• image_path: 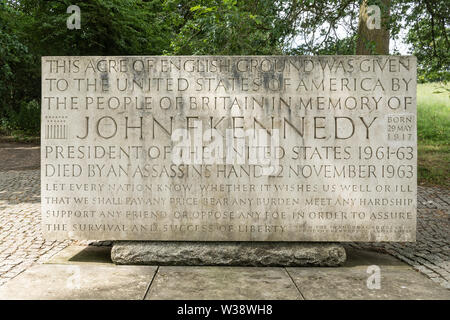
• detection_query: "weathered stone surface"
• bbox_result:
[1,245,448,299]
[41,56,417,241]
[3,166,447,288]
[111,241,346,266]
[0,264,156,300]
[45,245,112,264]
[286,248,450,300]
[146,266,302,300]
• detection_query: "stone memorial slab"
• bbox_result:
[41,56,417,241]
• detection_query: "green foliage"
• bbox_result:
[418,143,449,187]
[391,0,450,82]
[0,0,173,136]
[417,82,450,144]
[0,99,40,136]
[0,2,38,124]
[17,0,171,56]
[416,82,449,187]
[167,0,287,55]
[292,35,357,56]
[8,99,41,135]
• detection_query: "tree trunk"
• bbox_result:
[356,0,390,54]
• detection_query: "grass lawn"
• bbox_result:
[417,82,449,188]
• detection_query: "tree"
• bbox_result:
[16,0,172,56]
[0,1,38,133]
[356,0,390,54]
[165,0,288,55]
[392,0,449,82]
[0,0,174,134]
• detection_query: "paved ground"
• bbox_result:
[0,142,449,297]
[0,245,448,299]
[350,191,450,289]
[0,142,91,287]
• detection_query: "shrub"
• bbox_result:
[8,100,41,136]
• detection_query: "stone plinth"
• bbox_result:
[111,241,346,267]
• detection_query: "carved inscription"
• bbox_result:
[41,56,417,241]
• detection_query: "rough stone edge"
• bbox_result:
[111,241,346,267]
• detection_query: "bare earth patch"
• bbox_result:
[0,141,40,171]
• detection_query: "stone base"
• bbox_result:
[111,242,346,267]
